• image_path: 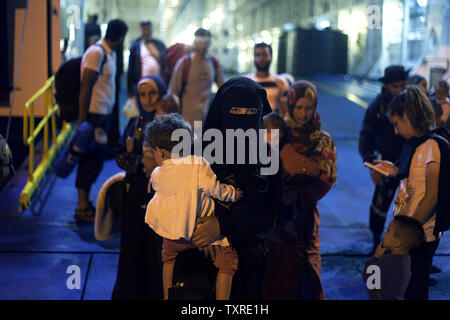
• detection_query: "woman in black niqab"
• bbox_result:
[191,77,282,299]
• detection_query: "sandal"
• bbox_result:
[74,201,96,223]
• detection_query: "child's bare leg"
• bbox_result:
[216,272,233,300]
[163,263,175,300]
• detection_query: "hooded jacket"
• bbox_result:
[128,37,167,97]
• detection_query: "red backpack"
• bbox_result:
[165,43,187,81]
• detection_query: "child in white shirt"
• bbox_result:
[143,114,243,300]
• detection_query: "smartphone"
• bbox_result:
[364,162,392,177]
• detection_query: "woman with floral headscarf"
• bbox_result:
[111,75,167,299]
[263,80,337,300]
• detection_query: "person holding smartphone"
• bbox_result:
[359,65,408,254]
[373,85,450,300]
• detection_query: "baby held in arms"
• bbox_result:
[143,114,243,300]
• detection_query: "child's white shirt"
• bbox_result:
[394,139,441,242]
[145,155,237,246]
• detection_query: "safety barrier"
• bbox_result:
[20,76,72,211]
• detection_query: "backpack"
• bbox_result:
[178,54,220,112]
[164,43,187,81]
[54,44,107,122]
[431,127,450,236]
[181,54,220,90]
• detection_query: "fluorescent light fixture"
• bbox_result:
[282,23,295,31]
[210,8,224,24]
[261,30,272,44]
[202,18,211,29]
[318,20,330,29]
[417,0,427,7]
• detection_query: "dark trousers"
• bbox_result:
[75,113,110,191]
[404,239,440,300]
[75,147,105,191]
[369,178,399,236]
[230,244,265,300]
[112,174,163,300]
[263,206,324,300]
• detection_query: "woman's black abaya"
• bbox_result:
[200,77,283,299]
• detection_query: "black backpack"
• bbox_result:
[55,44,107,122]
[431,127,450,237]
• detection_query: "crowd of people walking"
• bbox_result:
[56,16,450,301]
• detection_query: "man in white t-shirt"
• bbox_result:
[75,19,128,223]
[246,43,289,116]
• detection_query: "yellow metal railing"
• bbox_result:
[20,76,73,211]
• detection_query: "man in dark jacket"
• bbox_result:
[127,20,166,99]
[0,134,14,187]
[430,80,450,129]
[359,65,408,253]
[84,14,101,51]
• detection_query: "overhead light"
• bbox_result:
[100,23,107,38]
[210,8,224,24]
[202,18,211,29]
[417,0,427,7]
[272,27,281,36]
[253,34,262,44]
[282,23,295,31]
[229,0,237,10]
[164,8,173,20]
[352,10,367,28]
[338,11,351,32]
[261,30,272,44]
[318,20,330,29]
[169,0,179,7]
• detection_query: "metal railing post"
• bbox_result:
[19,76,73,211]
[28,102,35,182]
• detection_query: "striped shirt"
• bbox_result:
[246,74,289,111]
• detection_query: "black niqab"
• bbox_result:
[204,77,272,132]
[201,77,272,203]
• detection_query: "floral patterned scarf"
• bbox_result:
[285,81,337,184]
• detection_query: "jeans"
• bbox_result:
[75,113,110,191]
